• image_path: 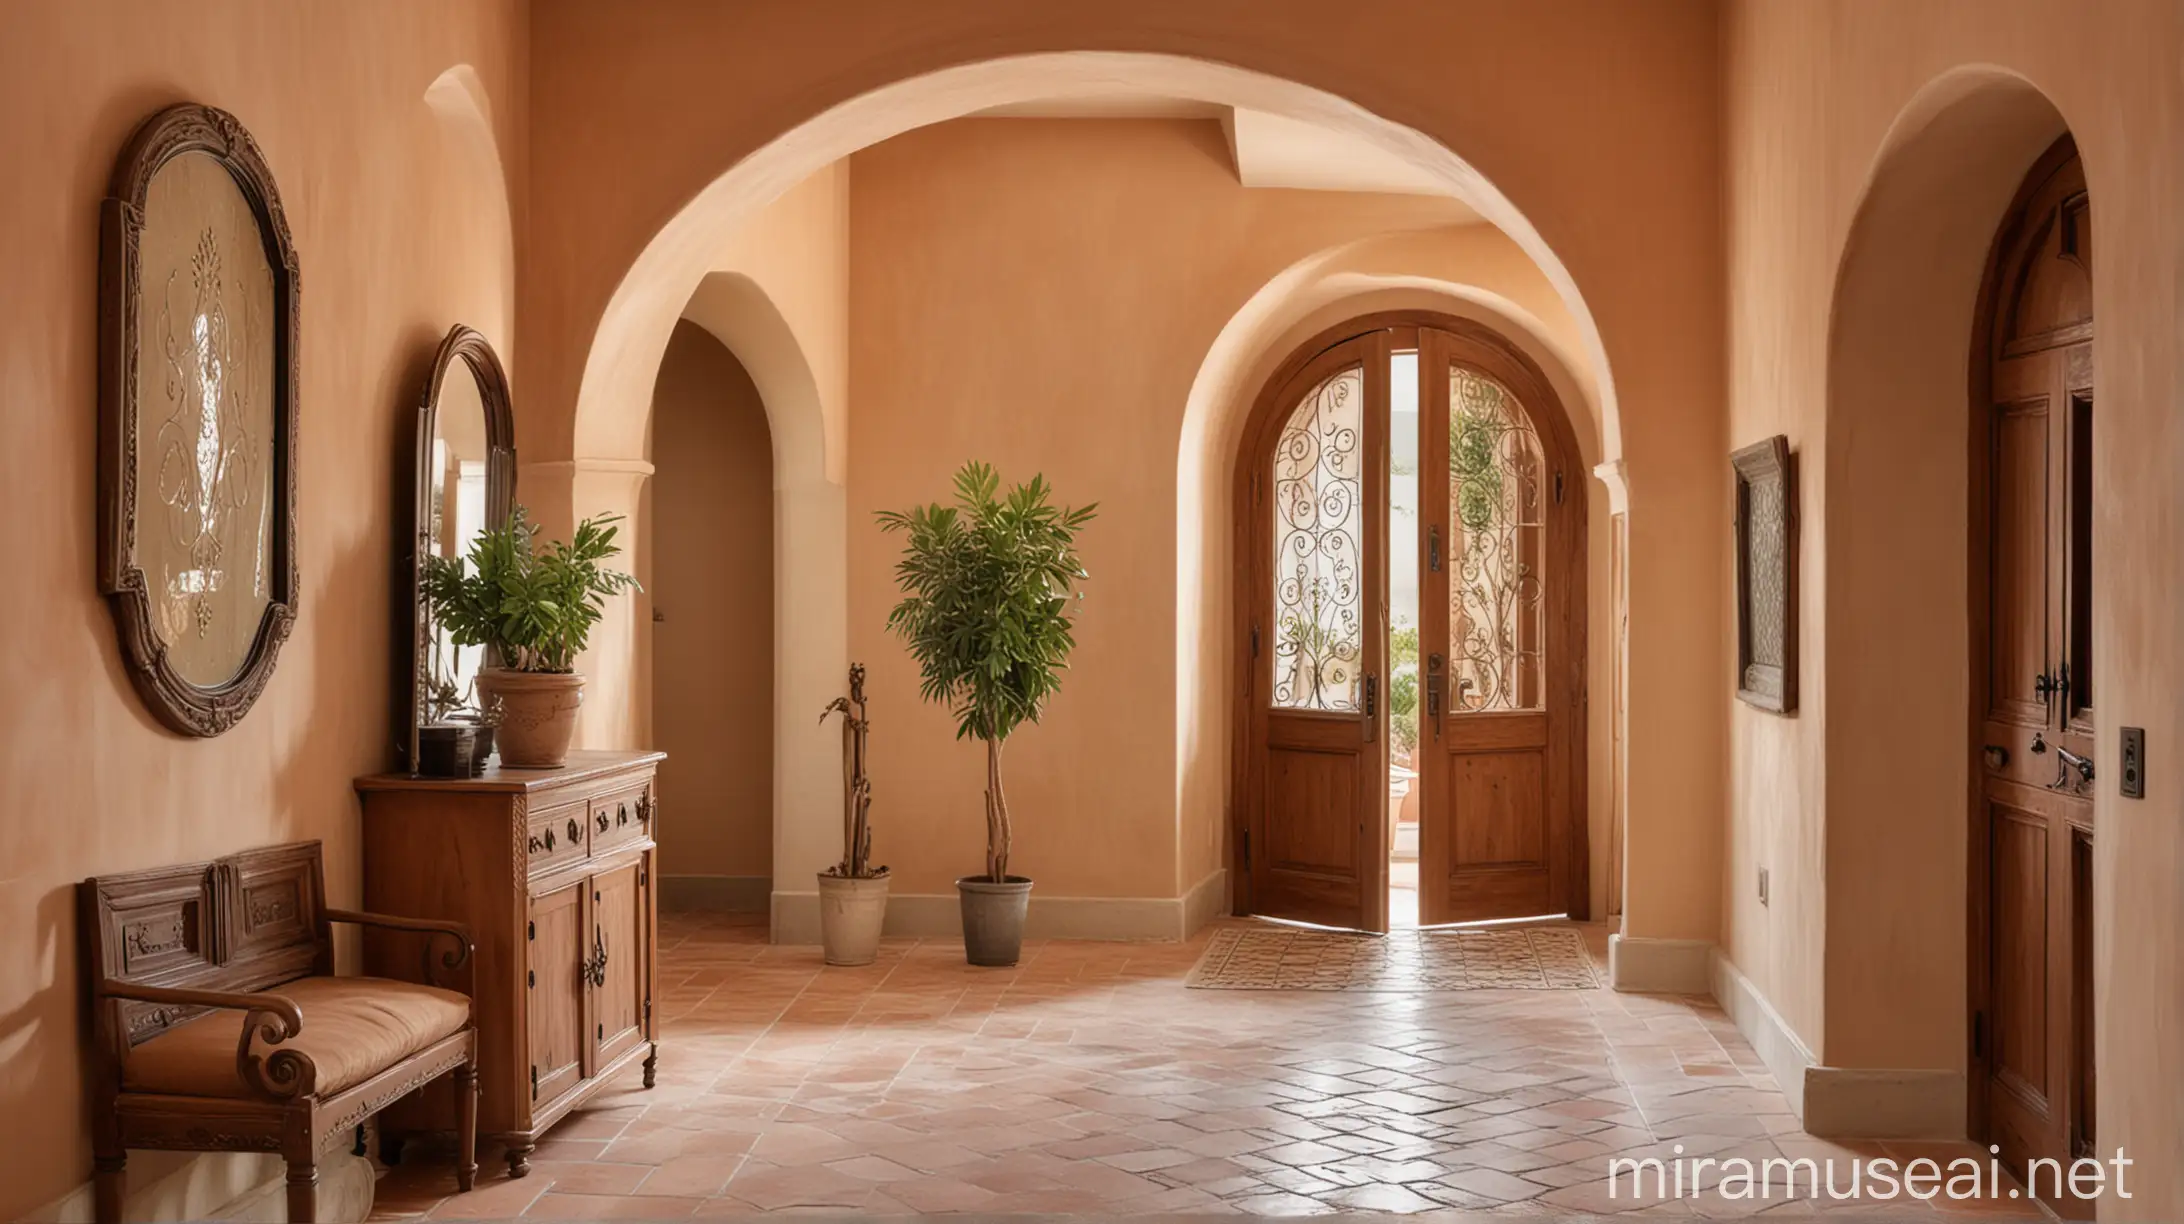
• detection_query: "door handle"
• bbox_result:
[1362,674,1377,740]
[1426,654,1446,740]
[1427,525,1442,574]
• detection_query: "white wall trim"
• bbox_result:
[1710,948,1817,1116]
[1801,1068,1967,1140]
[1181,867,1228,937]
[1607,933,1712,994]
[659,873,771,913]
[773,879,1220,946]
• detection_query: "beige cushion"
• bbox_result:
[123,976,469,1100]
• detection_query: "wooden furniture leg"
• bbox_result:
[92,1152,125,1224]
[285,1156,318,1223]
[507,1144,534,1179]
[456,1059,479,1191]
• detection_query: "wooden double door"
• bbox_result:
[1235,315,1586,932]
[1973,138,2097,1195]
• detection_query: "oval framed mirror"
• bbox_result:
[98,103,300,736]
[405,325,516,770]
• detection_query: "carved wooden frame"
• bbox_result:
[98,103,301,737]
[405,325,518,769]
[1732,434,1797,713]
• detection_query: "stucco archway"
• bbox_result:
[1818,66,2071,1130]
[1177,236,1616,920]
[565,52,1631,935]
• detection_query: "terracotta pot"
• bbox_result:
[957,875,1032,967]
[817,871,890,966]
[477,668,584,768]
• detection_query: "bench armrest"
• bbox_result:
[96,979,318,1101]
[324,908,475,997]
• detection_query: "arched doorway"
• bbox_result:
[649,321,776,916]
[1232,311,1587,932]
[1969,134,2096,1185]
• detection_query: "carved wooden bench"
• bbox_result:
[80,841,478,1223]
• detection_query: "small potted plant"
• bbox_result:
[878,462,1095,967]
[817,663,888,965]
[421,507,640,768]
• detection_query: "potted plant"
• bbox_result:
[878,462,1096,967]
[420,507,641,768]
[817,664,889,965]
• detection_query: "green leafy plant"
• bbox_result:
[877,462,1097,883]
[421,506,641,674]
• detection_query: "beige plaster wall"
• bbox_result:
[0,1,526,1217]
[649,321,774,885]
[527,0,1731,941]
[1722,2,2184,1204]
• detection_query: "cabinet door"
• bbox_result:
[527,877,588,1108]
[590,854,651,1068]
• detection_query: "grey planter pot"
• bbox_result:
[957,875,1032,966]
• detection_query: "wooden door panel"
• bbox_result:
[1988,805,2049,1108]
[1988,398,2049,723]
[1242,332,1390,932]
[591,858,648,1068]
[526,879,587,1109]
[1266,748,1360,873]
[1449,751,1546,869]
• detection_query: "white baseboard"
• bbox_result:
[22,1149,374,1223]
[1181,867,1228,937]
[1607,933,1712,994]
[659,873,771,913]
[1801,1067,1966,1140]
[772,871,1227,946]
[1708,949,1964,1139]
[1710,948,1816,1116]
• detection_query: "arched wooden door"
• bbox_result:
[1236,331,1392,932]
[1970,136,2096,1190]
[1235,316,1585,931]
[1415,327,1586,924]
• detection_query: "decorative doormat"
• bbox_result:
[1186,924,1600,991]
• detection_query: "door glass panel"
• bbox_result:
[1272,365,1365,711]
[1447,366,1546,712]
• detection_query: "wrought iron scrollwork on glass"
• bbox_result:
[1271,366,1365,712]
[1448,367,1546,712]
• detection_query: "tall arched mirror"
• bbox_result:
[406,325,516,769]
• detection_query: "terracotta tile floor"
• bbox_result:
[373,913,2041,1218]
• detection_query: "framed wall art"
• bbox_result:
[98,104,299,736]
[1732,434,1796,713]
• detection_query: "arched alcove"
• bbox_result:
[422,64,516,356]
[1821,66,2071,1124]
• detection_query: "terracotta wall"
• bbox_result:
[0,1,526,1217]
[648,322,774,889]
[1721,0,2184,1203]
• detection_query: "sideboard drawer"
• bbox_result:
[590,782,652,856]
[526,803,588,875]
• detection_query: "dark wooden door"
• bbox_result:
[590,855,650,1068]
[526,877,588,1109]
[1974,138,2095,1199]
[1240,332,1391,931]
[1416,327,1584,924]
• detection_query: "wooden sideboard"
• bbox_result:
[357,749,662,1177]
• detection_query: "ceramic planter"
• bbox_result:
[817,871,890,966]
[957,875,1032,966]
[476,668,584,768]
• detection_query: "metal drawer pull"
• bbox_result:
[567,817,582,844]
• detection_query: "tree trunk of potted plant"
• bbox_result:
[958,736,1031,966]
[818,664,888,965]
